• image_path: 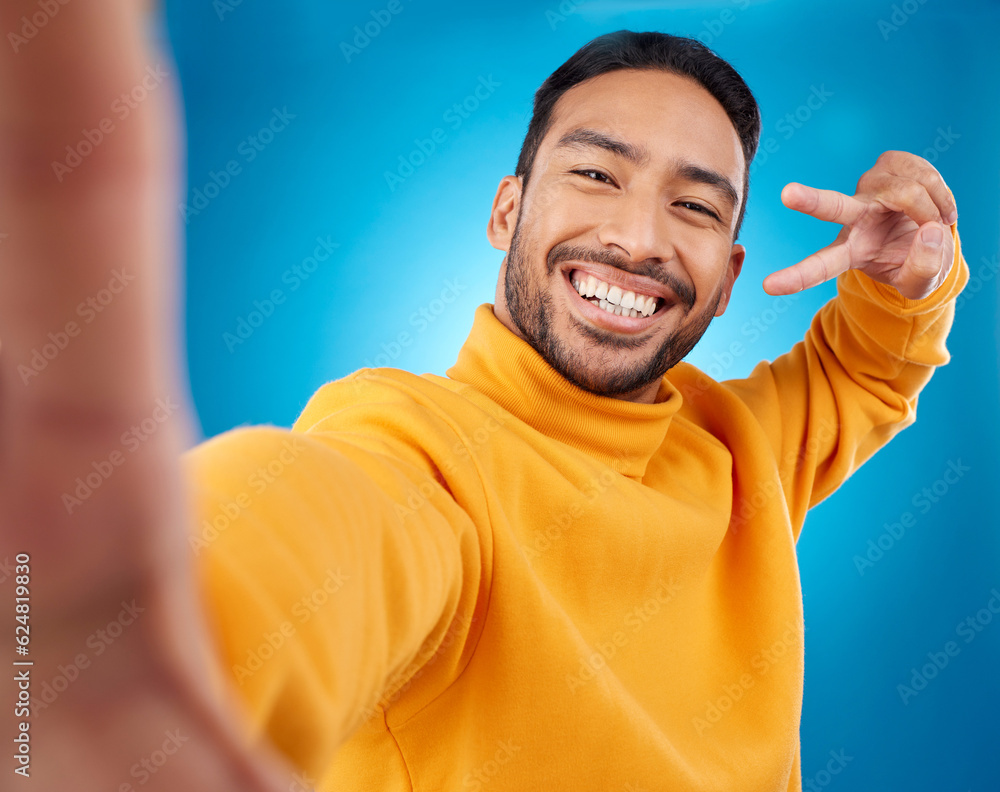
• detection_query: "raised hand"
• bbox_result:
[0,2,291,789]
[763,150,958,300]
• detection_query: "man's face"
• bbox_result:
[488,69,746,404]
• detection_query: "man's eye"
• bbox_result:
[677,201,720,221]
[571,169,614,185]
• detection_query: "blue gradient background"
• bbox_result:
[162,0,1000,787]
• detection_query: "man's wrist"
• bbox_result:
[845,223,967,316]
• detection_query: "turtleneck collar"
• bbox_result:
[445,304,684,481]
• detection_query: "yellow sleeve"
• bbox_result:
[180,372,484,778]
[723,223,969,539]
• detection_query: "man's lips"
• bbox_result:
[560,264,675,334]
[561,261,680,305]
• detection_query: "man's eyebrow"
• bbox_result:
[553,127,740,216]
[676,161,740,216]
[553,128,650,167]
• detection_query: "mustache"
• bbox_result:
[547,243,696,309]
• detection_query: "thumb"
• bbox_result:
[893,222,950,300]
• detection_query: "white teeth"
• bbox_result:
[572,271,660,318]
[590,298,646,318]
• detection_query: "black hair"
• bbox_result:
[515,30,761,238]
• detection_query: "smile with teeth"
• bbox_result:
[570,269,662,318]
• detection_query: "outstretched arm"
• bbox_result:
[724,152,968,537]
[0,3,292,789]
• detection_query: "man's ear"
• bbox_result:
[487,175,522,253]
[714,243,745,317]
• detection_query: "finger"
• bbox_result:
[889,221,954,300]
[0,1,179,417]
[0,1,188,598]
[0,9,290,792]
[859,171,949,227]
[781,182,867,226]
[762,240,853,296]
[863,150,958,224]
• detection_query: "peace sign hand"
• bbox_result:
[763,151,958,301]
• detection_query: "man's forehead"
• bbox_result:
[540,69,744,175]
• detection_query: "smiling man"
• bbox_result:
[5,16,969,792]
[492,65,749,402]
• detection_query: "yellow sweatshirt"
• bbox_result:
[183,226,967,792]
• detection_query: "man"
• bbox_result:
[0,6,967,792]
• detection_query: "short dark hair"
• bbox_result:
[515,30,761,238]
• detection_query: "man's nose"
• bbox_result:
[596,186,674,266]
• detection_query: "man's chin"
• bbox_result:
[570,375,659,400]
[544,349,665,399]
